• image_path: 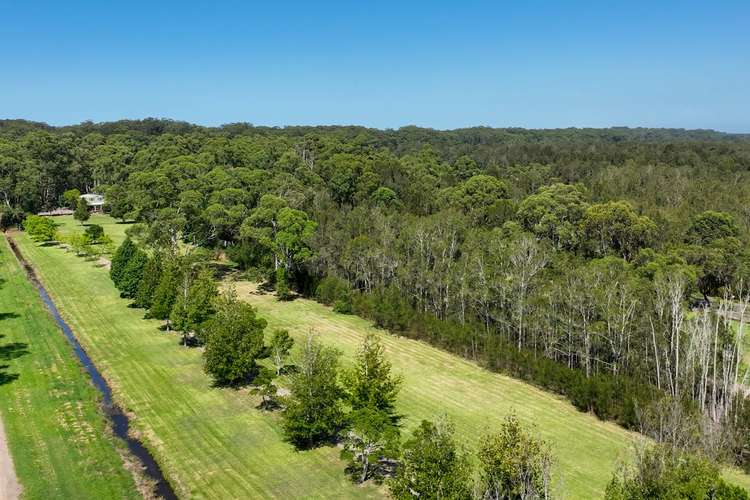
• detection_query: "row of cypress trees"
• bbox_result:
[109,238,217,345]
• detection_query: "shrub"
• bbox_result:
[315,276,351,306]
[84,224,104,242]
[24,215,57,242]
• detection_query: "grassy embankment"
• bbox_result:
[12,230,378,499]
[0,238,139,499]
[15,221,750,497]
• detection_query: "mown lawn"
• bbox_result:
[237,283,634,497]
[13,229,750,498]
[0,238,139,499]
[237,283,750,497]
[51,214,132,249]
[12,231,379,499]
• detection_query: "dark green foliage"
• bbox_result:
[389,417,472,499]
[604,445,749,500]
[370,186,399,208]
[202,290,267,386]
[315,276,353,313]
[134,253,162,309]
[74,197,90,225]
[275,266,292,300]
[371,285,411,332]
[84,224,104,243]
[443,174,511,225]
[105,184,131,222]
[282,335,344,449]
[148,257,180,322]
[109,238,137,289]
[343,333,402,422]
[118,249,148,299]
[171,266,217,345]
[5,119,750,478]
[225,240,272,272]
[315,276,351,306]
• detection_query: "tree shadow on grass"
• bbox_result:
[208,261,239,281]
[0,365,18,385]
[0,312,20,321]
[0,333,28,387]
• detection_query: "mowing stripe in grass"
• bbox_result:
[235,281,750,497]
[13,231,379,499]
[0,237,140,500]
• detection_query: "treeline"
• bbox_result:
[104,232,557,497]
[6,118,750,475]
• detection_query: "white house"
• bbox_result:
[80,193,105,212]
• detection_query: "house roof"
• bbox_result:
[80,193,105,206]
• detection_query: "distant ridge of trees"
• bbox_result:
[1,117,747,140]
[10,113,750,480]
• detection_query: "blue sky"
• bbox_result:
[1,1,748,131]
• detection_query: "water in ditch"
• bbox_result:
[7,236,178,500]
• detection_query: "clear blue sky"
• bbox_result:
[1,0,748,131]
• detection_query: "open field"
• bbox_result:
[50,214,132,249]
[239,283,633,497]
[0,238,139,499]
[13,230,750,497]
[11,231,378,499]
[237,282,750,496]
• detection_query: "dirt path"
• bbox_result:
[0,415,21,500]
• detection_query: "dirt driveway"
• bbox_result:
[0,416,21,500]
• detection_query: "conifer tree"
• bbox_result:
[187,267,217,341]
[110,238,137,290]
[119,249,148,299]
[203,288,266,386]
[74,197,90,225]
[344,332,402,422]
[149,257,180,327]
[282,334,344,449]
[390,417,471,499]
[171,266,217,345]
[477,414,553,500]
[135,252,163,310]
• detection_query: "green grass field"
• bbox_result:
[12,231,379,499]
[0,238,139,499]
[51,214,132,249]
[238,286,750,495]
[237,283,633,497]
[12,230,750,497]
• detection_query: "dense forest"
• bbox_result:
[4,118,750,485]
